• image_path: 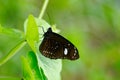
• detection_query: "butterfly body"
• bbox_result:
[39,28,79,60]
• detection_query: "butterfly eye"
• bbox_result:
[39,27,79,60]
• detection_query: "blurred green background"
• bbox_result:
[0,0,120,80]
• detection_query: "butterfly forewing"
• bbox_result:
[40,38,63,59]
[39,28,79,60]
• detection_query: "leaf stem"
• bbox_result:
[39,0,49,19]
[0,40,27,66]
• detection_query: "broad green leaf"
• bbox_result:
[0,24,24,38]
[35,18,62,80]
[21,51,47,80]
[25,15,39,53]
[37,53,62,80]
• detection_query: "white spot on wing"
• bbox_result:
[64,48,68,55]
[68,44,70,46]
[73,53,76,56]
[75,49,77,53]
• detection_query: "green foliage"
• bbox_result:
[0,25,26,66]
[0,0,62,80]
[0,24,24,38]
[21,51,47,80]
[25,15,39,53]
[0,13,62,80]
[1,0,120,80]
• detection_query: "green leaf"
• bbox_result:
[37,54,62,80]
[0,24,24,38]
[25,15,39,53]
[21,51,47,80]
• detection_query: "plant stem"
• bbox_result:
[39,0,49,19]
[0,41,27,66]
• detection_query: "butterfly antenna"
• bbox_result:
[41,27,45,33]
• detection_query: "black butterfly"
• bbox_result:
[39,27,79,60]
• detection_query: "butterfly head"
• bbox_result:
[43,27,52,37]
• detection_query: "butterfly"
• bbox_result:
[39,27,79,60]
